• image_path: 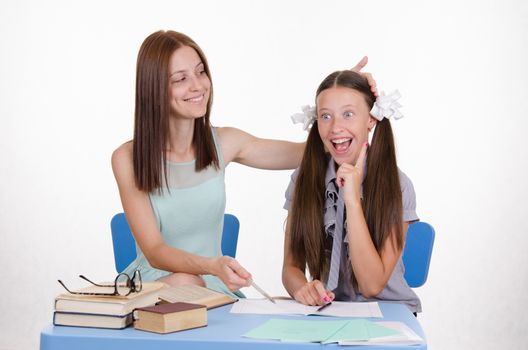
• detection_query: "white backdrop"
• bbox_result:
[1,0,527,349]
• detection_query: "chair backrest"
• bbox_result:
[402,221,435,288]
[221,214,240,259]
[110,213,240,273]
[110,213,137,273]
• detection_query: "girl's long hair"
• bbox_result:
[133,30,218,193]
[288,70,403,281]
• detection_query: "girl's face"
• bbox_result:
[168,46,211,119]
[316,86,376,165]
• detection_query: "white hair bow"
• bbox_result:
[370,90,404,121]
[291,105,316,131]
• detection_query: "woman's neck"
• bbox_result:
[166,117,195,162]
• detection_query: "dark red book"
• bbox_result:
[134,302,207,333]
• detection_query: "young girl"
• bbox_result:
[112,30,374,298]
[282,70,420,313]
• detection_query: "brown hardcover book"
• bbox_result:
[54,281,164,316]
[158,284,236,309]
[134,302,207,334]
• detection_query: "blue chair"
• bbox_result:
[402,221,435,288]
[110,213,240,273]
[221,214,240,260]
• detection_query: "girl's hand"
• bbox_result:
[350,56,378,97]
[292,280,335,306]
[210,256,252,291]
[336,142,368,205]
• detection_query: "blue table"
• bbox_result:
[40,302,426,349]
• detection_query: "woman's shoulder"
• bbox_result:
[214,126,239,147]
[215,126,252,164]
[112,141,132,157]
[215,126,245,139]
[111,141,133,172]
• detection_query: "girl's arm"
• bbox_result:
[282,215,334,306]
[345,202,408,298]
[336,144,405,297]
[218,127,305,170]
[111,143,251,291]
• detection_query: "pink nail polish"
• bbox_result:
[323,296,330,303]
[365,142,369,147]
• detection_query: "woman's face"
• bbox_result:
[316,86,376,165]
[168,46,211,119]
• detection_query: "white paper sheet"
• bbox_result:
[230,298,382,318]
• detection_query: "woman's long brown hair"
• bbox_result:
[289,70,403,281]
[133,30,219,193]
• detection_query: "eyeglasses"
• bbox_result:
[58,270,142,296]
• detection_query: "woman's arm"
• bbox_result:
[282,215,334,305]
[215,58,376,170]
[111,143,251,291]
[218,127,305,169]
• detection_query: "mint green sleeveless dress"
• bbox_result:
[122,128,242,298]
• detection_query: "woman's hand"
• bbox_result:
[210,256,252,291]
[336,142,368,205]
[292,280,335,306]
[350,56,378,96]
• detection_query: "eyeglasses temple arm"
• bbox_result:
[57,280,74,293]
[79,275,113,287]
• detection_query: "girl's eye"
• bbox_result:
[344,111,354,118]
[319,113,332,121]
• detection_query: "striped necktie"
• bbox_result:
[326,188,345,291]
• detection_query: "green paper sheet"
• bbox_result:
[243,319,349,342]
[322,319,402,344]
[244,318,402,344]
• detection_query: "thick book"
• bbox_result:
[54,281,164,316]
[134,302,207,334]
[158,284,236,309]
[53,311,133,329]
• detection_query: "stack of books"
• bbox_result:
[53,281,164,329]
